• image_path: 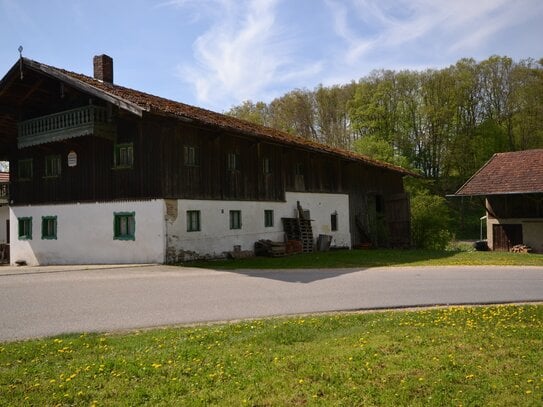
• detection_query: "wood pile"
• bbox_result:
[254,240,286,257]
[510,244,533,253]
[285,240,303,254]
[282,218,314,252]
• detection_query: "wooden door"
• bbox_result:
[492,224,523,251]
[384,193,411,248]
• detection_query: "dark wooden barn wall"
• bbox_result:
[11,112,407,206]
[487,195,543,219]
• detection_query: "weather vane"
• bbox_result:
[18,45,24,80]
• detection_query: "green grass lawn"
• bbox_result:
[1,305,542,406]
[182,247,543,269]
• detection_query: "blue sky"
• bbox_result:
[1,0,542,112]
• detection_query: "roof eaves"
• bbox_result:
[23,58,147,117]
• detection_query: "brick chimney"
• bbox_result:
[93,54,113,83]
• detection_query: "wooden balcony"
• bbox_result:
[18,105,115,148]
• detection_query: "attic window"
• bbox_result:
[114,143,134,169]
[184,146,200,167]
[18,159,33,181]
[263,158,271,174]
[375,195,384,214]
[227,153,240,171]
[44,155,61,178]
[295,163,304,176]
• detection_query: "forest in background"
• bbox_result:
[227,56,543,195]
[226,56,543,242]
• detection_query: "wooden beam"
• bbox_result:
[23,59,146,117]
[17,78,44,106]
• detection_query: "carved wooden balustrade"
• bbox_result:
[18,105,115,148]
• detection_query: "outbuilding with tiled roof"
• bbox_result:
[454,149,543,252]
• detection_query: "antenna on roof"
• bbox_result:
[18,45,24,80]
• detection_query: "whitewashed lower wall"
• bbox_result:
[165,192,351,261]
[8,192,351,265]
[10,200,165,265]
[487,217,543,253]
[0,205,8,244]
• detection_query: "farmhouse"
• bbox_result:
[0,55,412,265]
[455,149,543,253]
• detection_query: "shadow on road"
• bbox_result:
[222,267,368,283]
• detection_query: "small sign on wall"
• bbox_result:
[67,150,77,167]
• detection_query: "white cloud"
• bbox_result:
[326,0,542,71]
[165,0,542,109]
[170,0,323,109]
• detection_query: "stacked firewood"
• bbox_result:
[510,244,533,253]
[254,240,286,257]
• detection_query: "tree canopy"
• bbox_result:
[226,56,543,192]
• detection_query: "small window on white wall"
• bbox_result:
[114,212,135,240]
[187,210,201,232]
[264,210,274,227]
[331,212,338,231]
[230,210,242,229]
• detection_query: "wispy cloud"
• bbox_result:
[163,0,542,109]
[326,0,542,76]
[168,0,322,109]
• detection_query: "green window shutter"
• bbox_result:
[41,216,58,240]
[113,212,135,240]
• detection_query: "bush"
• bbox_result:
[410,190,453,250]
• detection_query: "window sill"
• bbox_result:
[112,166,134,170]
[114,236,135,241]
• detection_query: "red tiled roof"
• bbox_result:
[22,58,415,176]
[0,172,8,183]
[455,149,543,196]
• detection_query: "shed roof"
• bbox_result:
[454,149,543,196]
[3,58,415,176]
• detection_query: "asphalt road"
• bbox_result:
[1,264,542,342]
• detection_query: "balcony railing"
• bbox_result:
[18,105,115,148]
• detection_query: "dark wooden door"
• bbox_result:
[492,224,523,251]
[384,193,411,248]
[5,219,8,244]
